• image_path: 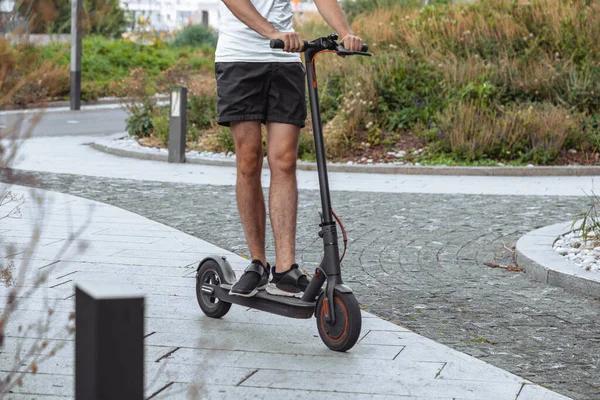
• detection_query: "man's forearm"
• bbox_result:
[221,0,277,38]
[313,0,353,39]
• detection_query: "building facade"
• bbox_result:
[121,0,220,31]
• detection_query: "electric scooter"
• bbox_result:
[196,34,371,352]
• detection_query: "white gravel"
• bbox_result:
[106,134,236,160]
[100,135,422,166]
[553,231,600,272]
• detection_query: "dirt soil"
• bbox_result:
[343,133,426,164]
[135,133,600,166]
[556,150,600,166]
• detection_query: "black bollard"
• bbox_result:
[75,282,144,400]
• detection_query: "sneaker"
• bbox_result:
[229,260,270,297]
[266,264,310,298]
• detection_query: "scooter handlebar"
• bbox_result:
[269,39,369,53]
[269,39,308,50]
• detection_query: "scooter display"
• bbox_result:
[196,34,371,352]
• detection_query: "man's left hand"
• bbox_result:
[341,34,364,51]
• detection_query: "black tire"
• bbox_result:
[316,290,362,352]
[196,260,232,318]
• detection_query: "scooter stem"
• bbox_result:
[305,48,335,226]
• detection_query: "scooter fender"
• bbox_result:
[197,256,236,285]
[334,284,353,293]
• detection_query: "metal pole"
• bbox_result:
[168,87,187,163]
[75,282,144,400]
[70,0,82,110]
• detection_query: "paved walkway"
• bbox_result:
[0,185,568,399]
[16,170,600,399]
[11,134,600,196]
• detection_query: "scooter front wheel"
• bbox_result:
[196,260,232,318]
[316,290,362,352]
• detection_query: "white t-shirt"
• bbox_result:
[215,0,302,63]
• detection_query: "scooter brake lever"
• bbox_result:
[336,49,372,57]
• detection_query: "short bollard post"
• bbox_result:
[75,282,144,400]
[168,87,187,163]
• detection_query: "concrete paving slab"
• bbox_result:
[155,347,444,376]
[160,382,452,400]
[517,384,574,400]
[240,369,524,399]
[0,186,571,399]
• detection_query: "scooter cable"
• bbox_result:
[310,50,336,88]
[332,210,348,262]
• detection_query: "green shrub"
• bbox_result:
[188,93,217,131]
[298,130,315,161]
[171,25,218,48]
[80,36,177,83]
[214,126,235,153]
[125,103,154,137]
[7,36,213,105]
[319,74,344,124]
[374,57,445,131]
[152,107,170,146]
[18,0,128,38]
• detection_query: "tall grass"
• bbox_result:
[296,0,600,163]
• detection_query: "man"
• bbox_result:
[216,0,363,297]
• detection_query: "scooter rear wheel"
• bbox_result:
[196,260,232,318]
[316,290,362,352]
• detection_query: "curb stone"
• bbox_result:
[516,220,600,298]
[0,95,169,112]
[91,137,600,177]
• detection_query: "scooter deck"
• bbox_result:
[207,284,317,319]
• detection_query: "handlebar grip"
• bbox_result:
[270,39,285,49]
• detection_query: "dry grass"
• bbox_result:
[436,100,576,161]
[0,38,70,108]
[352,0,600,59]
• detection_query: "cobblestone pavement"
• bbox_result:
[7,170,600,400]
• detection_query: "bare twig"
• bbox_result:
[483,262,523,272]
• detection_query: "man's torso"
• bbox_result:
[215,0,301,63]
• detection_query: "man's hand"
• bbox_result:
[341,33,364,51]
[269,31,304,52]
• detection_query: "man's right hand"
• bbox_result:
[269,31,304,53]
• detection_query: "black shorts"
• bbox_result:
[214,62,307,128]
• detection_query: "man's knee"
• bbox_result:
[236,146,263,177]
[232,122,263,178]
[269,149,297,176]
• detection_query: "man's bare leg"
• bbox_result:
[232,121,267,267]
[266,122,300,273]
